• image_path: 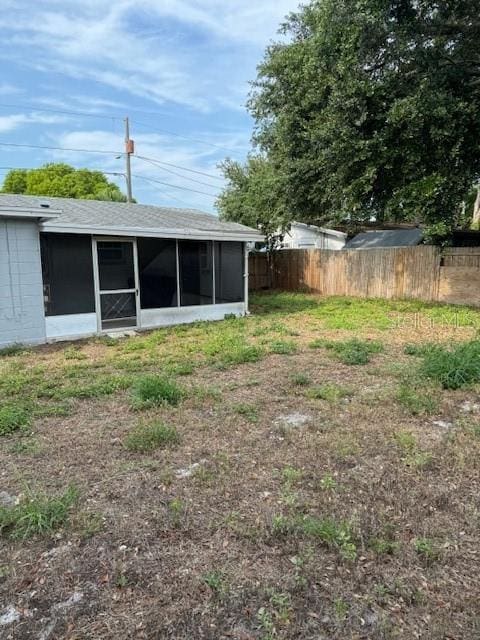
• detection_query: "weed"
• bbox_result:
[370,538,399,555]
[233,403,258,423]
[307,383,353,402]
[202,570,226,595]
[319,474,337,491]
[63,346,87,360]
[0,404,31,436]
[168,498,185,528]
[323,338,384,365]
[131,374,184,409]
[281,465,302,486]
[0,343,27,357]
[256,607,275,640]
[8,438,42,455]
[269,340,297,355]
[419,340,480,389]
[290,372,310,386]
[0,485,78,539]
[300,516,357,560]
[396,383,439,415]
[73,511,104,538]
[394,431,432,469]
[333,597,349,621]
[414,537,439,563]
[124,420,180,453]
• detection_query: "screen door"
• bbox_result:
[95,240,139,330]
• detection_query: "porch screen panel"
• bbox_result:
[40,233,95,316]
[137,238,178,308]
[214,242,244,303]
[179,240,213,306]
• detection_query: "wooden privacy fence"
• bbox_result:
[249,246,480,307]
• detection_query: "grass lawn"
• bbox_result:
[1,292,480,639]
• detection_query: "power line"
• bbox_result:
[134,155,222,189]
[132,174,194,207]
[0,101,246,157]
[135,154,224,182]
[0,141,123,155]
[132,119,244,156]
[131,173,217,198]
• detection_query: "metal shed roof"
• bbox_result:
[0,194,263,242]
[345,228,423,249]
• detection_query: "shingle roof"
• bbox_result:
[0,194,262,241]
[345,228,423,249]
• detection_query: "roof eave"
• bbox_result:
[40,221,264,243]
[0,206,61,222]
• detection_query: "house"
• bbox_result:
[280,222,346,250]
[344,228,424,249]
[0,194,262,348]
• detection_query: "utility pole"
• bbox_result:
[124,117,134,202]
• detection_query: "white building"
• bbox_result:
[279,222,346,250]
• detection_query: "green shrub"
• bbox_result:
[419,340,480,389]
[323,339,384,365]
[131,375,184,409]
[0,486,78,539]
[124,420,180,452]
[232,403,258,423]
[0,404,30,436]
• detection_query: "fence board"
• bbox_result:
[248,246,480,308]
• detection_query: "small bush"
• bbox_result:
[323,339,384,365]
[307,383,353,402]
[419,340,480,389]
[0,486,78,539]
[131,375,184,409]
[269,340,297,355]
[124,421,180,452]
[0,404,30,436]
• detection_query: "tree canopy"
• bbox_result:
[218,0,480,236]
[1,163,128,202]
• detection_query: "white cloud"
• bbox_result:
[0,112,70,133]
[0,0,299,111]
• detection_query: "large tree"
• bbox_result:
[1,163,127,201]
[217,156,289,242]
[222,0,480,235]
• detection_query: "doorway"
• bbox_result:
[93,239,140,331]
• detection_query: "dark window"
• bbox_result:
[137,238,178,309]
[40,233,95,316]
[179,240,213,306]
[214,242,244,303]
[97,241,135,290]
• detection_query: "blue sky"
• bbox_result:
[0,0,299,213]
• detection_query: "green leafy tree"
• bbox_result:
[239,0,480,236]
[1,163,127,201]
[217,156,289,245]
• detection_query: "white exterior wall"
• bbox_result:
[282,224,346,250]
[0,219,46,348]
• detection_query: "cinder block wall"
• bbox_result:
[0,219,46,348]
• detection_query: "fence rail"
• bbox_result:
[249,246,480,307]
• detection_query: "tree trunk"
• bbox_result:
[473,186,480,229]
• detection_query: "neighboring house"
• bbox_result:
[345,228,424,249]
[0,195,262,348]
[279,222,346,250]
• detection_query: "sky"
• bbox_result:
[0,0,299,213]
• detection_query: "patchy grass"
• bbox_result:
[419,340,480,389]
[0,343,28,357]
[0,404,31,436]
[307,383,354,403]
[124,420,180,453]
[322,338,384,365]
[131,374,184,409]
[1,292,480,639]
[0,486,78,539]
